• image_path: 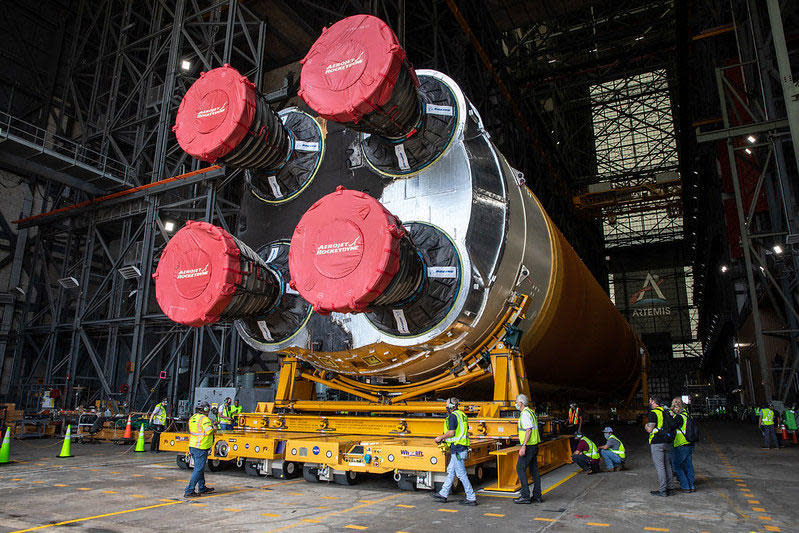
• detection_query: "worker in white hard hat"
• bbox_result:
[514,393,542,504]
[599,426,626,471]
[430,397,477,506]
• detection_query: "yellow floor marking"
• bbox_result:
[586,523,610,527]
[358,500,379,503]
[34,463,46,466]
[266,494,403,533]
[190,503,207,507]
[747,500,760,504]
[344,527,368,530]
[396,504,415,508]
[77,488,92,491]
[131,495,146,498]
[734,479,744,482]
[644,528,669,532]
[224,508,242,512]
[262,513,280,517]
[160,499,178,502]
[758,516,772,521]
[102,490,117,494]
[110,472,121,474]
[287,492,303,496]
[438,509,458,513]
[543,470,580,494]
[534,518,557,522]
[752,507,766,512]
[12,478,23,481]
[153,476,166,480]
[302,519,321,523]
[131,474,144,477]
[396,531,411,533]
[53,484,67,487]
[89,468,101,471]
[317,506,330,509]
[764,526,780,532]
[321,496,340,499]
[32,481,46,484]
[484,513,505,517]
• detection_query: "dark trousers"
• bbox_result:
[150,424,165,451]
[516,444,541,500]
[762,425,779,448]
[573,454,598,472]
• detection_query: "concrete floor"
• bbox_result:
[0,420,795,532]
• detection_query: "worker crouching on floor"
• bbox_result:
[670,397,695,493]
[184,402,216,498]
[431,397,478,506]
[572,433,600,474]
[514,394,543,504]
[148,397,168,453]
[647,395,677,497]
[598,427,625,471]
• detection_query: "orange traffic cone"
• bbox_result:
[123,415,132,440]
[792,431,797,445]
[781,425,789,441]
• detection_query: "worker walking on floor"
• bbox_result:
[598,426,625,471]
[572,433,600,474]
[431,397,477,506]
[218,397,234,431]
[567,402,582,434]
[513,393,542,504]
[670,397,695,492]
[184,402,215,498]
[148,398,168,453]
[647,395,677,497]
[759,403,779,449]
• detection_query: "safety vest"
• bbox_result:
[151,403,167,425]
[649,406,667,444]
[579,436,600,460]
[517,407,541,445]
[784,409,797,431]
[444,409,470,447]
[568,407,580,425]
[188,414,214,449]
[607,434,626,458]
[218,403,233,424]
[674,412,691,447]
[761,408,775,425]
[230,404,243,418]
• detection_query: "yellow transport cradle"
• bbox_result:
[160,296,573,491]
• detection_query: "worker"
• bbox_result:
[784,404,797,440]
[184,402,215,498]
[230,399,243,427]
[148,398,168,453]
[670,397,695,492]
[646,395,676,497]
[759,403,778,449]
[513,393,542,504]
[218,397,233,430]
[567,402,582,434]
[430,397,477,506]
[571,433,600,474]
[598,426,625,471]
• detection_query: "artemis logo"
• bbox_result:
[316,237,361,255]
[324,52,365,75]
[630,272,667,307]
[177,264,209,279]
[196,102,227,119]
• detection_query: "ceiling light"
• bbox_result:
[181,59,192,71]
[635,36,644,41]
[747,135,757,144]
[548,59,557,63]
[773,244,783,254]
[164,221,176,232]
[720,265,728,273]
[744,148,752,155]
[759,265,765,272]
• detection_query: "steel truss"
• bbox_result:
[0,0,267,410]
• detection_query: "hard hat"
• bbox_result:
[445,397,459,410]
[602,426,613,434]
[573,432,583,439]
[197,401,210,412]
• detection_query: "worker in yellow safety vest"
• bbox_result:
[646,396,677,497]
[148,398,168,453]
[670,397,695,492]
[572,433,600,474]
[599,426,626,471]
[218,397,234,430]
[184,402,216,498]
[568,402,582,434]
[759,403,779,449]
[431,397,477,506]
[230,399,243,426]
[513,394,542,504]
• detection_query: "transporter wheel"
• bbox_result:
[176,454,189,470]
[244,460,263,477]
[397,474,417,491]
[273,461,300,479]
[205,459,226,472]
[303,465,319,483]
[333,471,359,486]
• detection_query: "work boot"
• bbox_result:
[650,490,669,497]
[431,493,447,503]
[184,491,200,498]
[459,499,477,506]
[513,497,532,504]
[532,497,543,503]
[199,487,215,494]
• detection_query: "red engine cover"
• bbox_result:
[152,221,242,326]
[288,186,404,314]
[298,14,406,124]
[172,64,256,163]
